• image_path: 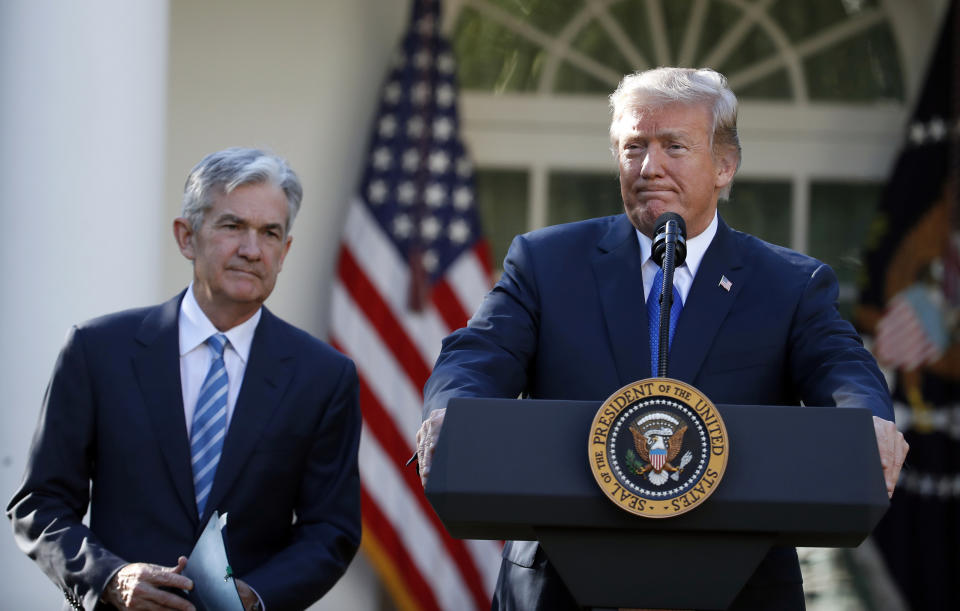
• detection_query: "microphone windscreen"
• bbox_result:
[654,212,686,238]
[652,212,688,267]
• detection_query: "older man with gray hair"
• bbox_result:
[9,147,362,611]
[416,68,907,610]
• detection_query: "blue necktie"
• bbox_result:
[648,266,683,377]
[191,333,229,516]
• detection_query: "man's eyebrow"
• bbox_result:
[655,128,691,141]
[214,213,244,223]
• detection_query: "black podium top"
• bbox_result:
[426,398,888,548]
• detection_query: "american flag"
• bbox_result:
[874,286,947,371]
[329,1,501,609]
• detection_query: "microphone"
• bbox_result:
[652,213,687,268]
[651,213,687,377]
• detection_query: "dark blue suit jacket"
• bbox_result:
[8,292,362,611]
[424,214,892,609]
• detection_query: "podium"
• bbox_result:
[425,398,889,610]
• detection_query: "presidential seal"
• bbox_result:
[588,378,729,518]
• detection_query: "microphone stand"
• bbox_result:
[657,220,680,377]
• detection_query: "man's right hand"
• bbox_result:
[416,408,446,487]
[102,556,195,610]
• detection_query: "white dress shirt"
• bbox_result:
[179,284,261,435]
[637,212,719,304]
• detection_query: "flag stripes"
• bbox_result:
[331,2,501,606]
[332,196,499,610]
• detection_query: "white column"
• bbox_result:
[0,1,168,607]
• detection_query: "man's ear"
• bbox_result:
[277,235,293,272]
[714,147,738,191]
[173,217,196,261]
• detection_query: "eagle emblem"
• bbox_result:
[628,412,694,486]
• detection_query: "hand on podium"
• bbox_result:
[416,408,446,487]
[873,416,909,497]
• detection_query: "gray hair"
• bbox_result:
[609,67,741,198]
[181,147,303,233]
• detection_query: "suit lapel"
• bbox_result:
[132,291,197,520]
[591,215,652,386]
[670,218,749,383]
[203,307,294,520]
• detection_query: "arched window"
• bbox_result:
[446,0,942,319]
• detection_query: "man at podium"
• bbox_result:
[417,67,908,610]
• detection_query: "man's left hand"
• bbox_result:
[235,580,261,611]
[873,416,909,498]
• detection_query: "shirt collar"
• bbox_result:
[179,283,261,362]
[636,211,718,277]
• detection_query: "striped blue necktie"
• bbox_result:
[191,333,229,517]
[648,266,683,377]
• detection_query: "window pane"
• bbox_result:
[809,181,882,319]
[452,0,903,100]
[734,69,792,100]
[555,61,618,94]
[547,171,622,226]
[804,25,903,101]
[555,21,633,94]
[482,0,585,36]
[607,1,659,72]
[475,169,529,268]
[770,0,881,43]
[720,181,792,247]
[453,7,545,92]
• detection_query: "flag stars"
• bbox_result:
[909,116,949,145]
[379,115,397,138]
[437,52,455,74]
[407,116,425,138]
[411,82,431,106]
[436,83,455,107]
[428,150,450,174]
[422,249,439,273]
[448,218,471,244]
[433,117,453,141]
[372,147,393,171]
[929,116,947,141]
[367,179,389,205]
[413,49,432,70]
[909,122,926,145]
[403,148,422,172]
[397,181,416,205]
[384,81,403,105]
[456,157,472,178]
[392,214,413,239]
[425,183,446,207]
[421,216,442,241]
[453,186,473,210]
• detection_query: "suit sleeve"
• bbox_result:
[241,356,362,610]
[423,234,542,416]
[6,326,126,611]
[788,262,894,420]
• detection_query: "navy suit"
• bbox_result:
[8,291,362,611]
[424,214,892,610]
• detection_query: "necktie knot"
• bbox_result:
[207,333,228,359]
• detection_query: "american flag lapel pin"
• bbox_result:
[719,275,733,292]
